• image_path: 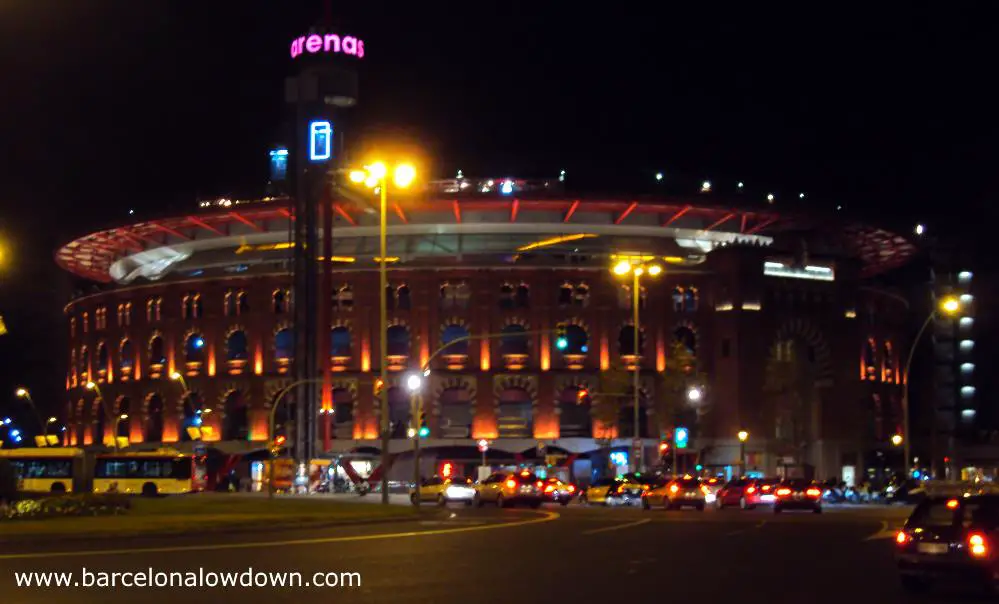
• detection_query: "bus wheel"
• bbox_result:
[50,482,67,494]
[141,483,158,497]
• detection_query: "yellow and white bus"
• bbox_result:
[0,447,85,494]
[93,449,207,496]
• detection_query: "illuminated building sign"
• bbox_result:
[309,121,332,162]
[763,260,835,282]
[290,33,365,60]
[269,148,288,181]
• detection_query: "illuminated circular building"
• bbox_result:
[58,176,918,481]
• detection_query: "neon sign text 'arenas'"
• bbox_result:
[290,34,365,60]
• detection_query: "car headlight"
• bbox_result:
[446,486,473,498]
[704,493,716,503]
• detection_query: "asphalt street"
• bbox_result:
[0,502,978,604]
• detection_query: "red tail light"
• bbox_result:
[969,533,989,558]
[946,499,959,509]
[544,485,556,493]
[700,485,709,495]
[896,531,910,546]
[505,479,516,489]
[536,481,543,488]
[762,485,772,492]
[670,484,679,494]
[641,484,650,491]
[567,485,575,493]
[776,488,792,497]
[746,486,756,494]
[806,487,822,498]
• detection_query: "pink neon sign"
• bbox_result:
[290,33,365,60]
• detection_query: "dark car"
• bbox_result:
[773,478,823,514]
[897,495,999,594]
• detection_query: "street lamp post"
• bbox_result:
[612,258,662,472]
[351,161,417,505]
[737,430,749,475]
[266,377,326,498]
[902,296,961,478]
[406,373,423,505]
[14,387,45,439]
[112,414,129,452]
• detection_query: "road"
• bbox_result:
[0,502,978,603]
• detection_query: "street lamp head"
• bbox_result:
[407,427,416,439]
[47,417,57,424]
[367,162,387,181]
[633,266,644,277]
[348,169,367,184]
[687,387,703,403]
[406,373,422,393]
[364,175,379,189]
[612,260,632,276]
[393,164,417,189]
[170,372,183,381]
[891,434,903,447]
[738,430,749,442]
[85,381,97,390]
[201,408,212,415]
[940,297,961,315]
[119,414,129,420]
[15,387,28,398]
[647,264,663,277]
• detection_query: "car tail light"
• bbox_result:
[544,484,556,493]
[700,485,709,495]
[505,479,516,489]
[567,485,575,493]
[776,488,792,497]
[762,485,772,492]
[670,484,679,494]
[536,481,543,488]
[806,488,822,498]
[641,484,650,491]
[896,531,910,546]
[947,499,959,509]
[969,533,988,558]
[746,486,756,494]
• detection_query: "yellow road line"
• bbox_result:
[0,510,559,561]
[864,520,898,541]
[582,518,651,535]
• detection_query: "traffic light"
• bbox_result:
[418,412,430,438]
[674,426,689,449]
[577,387,589,402]
[555,324,568,350]
[374,378,384,395]
[658,441,670,455]
[270,434,287,455]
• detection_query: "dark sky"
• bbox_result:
[0,1,997,422]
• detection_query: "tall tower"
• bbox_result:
[286,22,362,467]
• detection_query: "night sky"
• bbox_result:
[0,1,997,422]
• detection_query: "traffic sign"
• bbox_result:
[674,426,689,449]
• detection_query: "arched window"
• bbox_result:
[222,391,249,441]
[237,291,249,315]
[441,324,470,356]
[96,342,109,379]
[70,349,78,385]
[560,324,589,355]
[497,388,533,438]
[147,297,162,322]
[618,325,646,356]
[499,283,515,310]
[618,285,632,310]
[79,346,91,381]
[439,387,473,438]
[573,284,590,308]
[82,312,89,333]
[387,325,410,357]
[440,282,471,311]
[515,284,530,308]
[224,290,237,317]
[617,389,650,438]
[388,387,410,438]
[120,340,134,374]
[275,328,294,360]
[273,289,290,314]
[863,338,877,381]
[331,326,351,357]
[332,388,354,439]
[145,394,164,442]
[93,398,107,446]
[883,341,895,383]
[70,317,77,337]
[333,285,353,310]
[500,324,529,356]
[182,293,202,319]
[226,330,248,361]
[149,335,166,366]
[396,285,411,311]
[559,387,592,437]
[672,287,684,312]
[385,285,396,311]
[558,283,574,307]
[683,287,698,312]
[185,333,206,364]
[116,397,131,438]
[673,326,696,354]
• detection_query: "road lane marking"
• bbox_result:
[725,520,767,536]
[582,518,651,535]
[0,510,559,561]
[864,520,902,541]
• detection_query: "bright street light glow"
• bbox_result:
[940,297,960,314]
[737,430,749,442]
[407,428,416,438]
[364,175,379,188]
[701,180,712,192]
[119,414,129,420]
[47,417,57,424]
[891,434,903,447]
[85,381,97,390]
[348,169,367,183]
[737,181,744,189]
[655,172,663,181]
[766,193,775,203]
[170,372,183,381]
[612,260,631,275]
[647,264,662,276]
[367,162,387,180]
[393,164,417,188]
[687,387,702,402]
[15,387,28,398]
[406,373,422,392]
[915,223,925,236]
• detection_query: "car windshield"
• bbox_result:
[783,479,810,489]
[679,479,700,488]
[911,500,960,527]
[515,473,538,483]
[447,477,469,484]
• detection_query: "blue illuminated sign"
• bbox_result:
[269,148,288,181]
[309,120,333,162]
[609,451,629,467]
[674,426,689,449]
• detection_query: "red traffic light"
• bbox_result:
[658,441,670,453]
[274,435,286,446]
[577,388,588,400]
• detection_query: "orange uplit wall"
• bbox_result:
[656,330,666,372]
[593,419,617,440]
[207,346,216,377]
[600,333,610,370]
[361,337,371,372]
[162,415,179,443]
[480,339,490,371]
[249,409,269,441]
[167,340,176,376]
[254,341,263,375]
[130,419,144,443]
[540,332,550,371]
